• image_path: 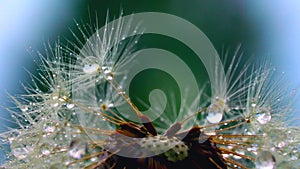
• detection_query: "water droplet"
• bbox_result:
[102,66,110,74]
[43,122,56,133]
[52,102,59,107]
[255,108,272,124]
[66,103,75,109]
[91,157,97,162]
[83,63,100,74]
[7,134,16,143]
[288,150,298,161]
[108,103,114,108]
[255,151,276,169]
[12,144,32,160]
[233,150,245,159]
[21,106,29,112]
[69,140,87,159]
[82,56,100,74]
[206,109,223,123]
[107,73,113,81]
[40,143,51,156]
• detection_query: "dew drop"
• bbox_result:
[69,139,87,159]
[82,56,100,74]
[102,66,111,74]
[52,102,59,107]
[108,103,114,108]
[12,144,32,160]
[40,143,51,156]
[233,150,245,159]
[66,103,75,109]
[21,106,29,112]
[7,134,16,143]
[43,122,56,133]
[206,109,223,123]
[255,151,276,169]
[82,63,100,74]
[255,108,272,124]
[107,74,113,81]
[42,149,51,156]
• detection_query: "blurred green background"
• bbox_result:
[1,0,300,163]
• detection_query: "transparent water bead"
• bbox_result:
[11,144,33,160]
[43,122,56,133]
[82,63,100,74]
[66,103,75,109]
[102,66,114,80]
[206,109,223,123]
[206,98,227,123]
[82,56,100,74]
[69,139,88,159]
[255,151,276,169]
[40,143,52,156]
[255,108,272,125]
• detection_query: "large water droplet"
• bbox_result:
[206,109,223,123]
[40,143,52,156]
[255,108,272,124]
[82,63,100,74]
[69,139,87,159]
[11,144,32,160]
[255,151,276,169]
[82,56,100,74]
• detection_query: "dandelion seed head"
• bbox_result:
[1,12,300,169]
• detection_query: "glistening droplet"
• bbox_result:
[82,56,100,74]
[82,63,100,74]
[255,108,272,125]
[255,151,276,169]
[11,144,32,160]
[69,139,87,159]
[206,109,223,123]
[43,122,56,133]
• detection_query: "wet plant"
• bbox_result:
[1,13,300,169]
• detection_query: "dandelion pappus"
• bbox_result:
[1,12,299,169]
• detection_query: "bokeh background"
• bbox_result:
[1,0,300,163]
